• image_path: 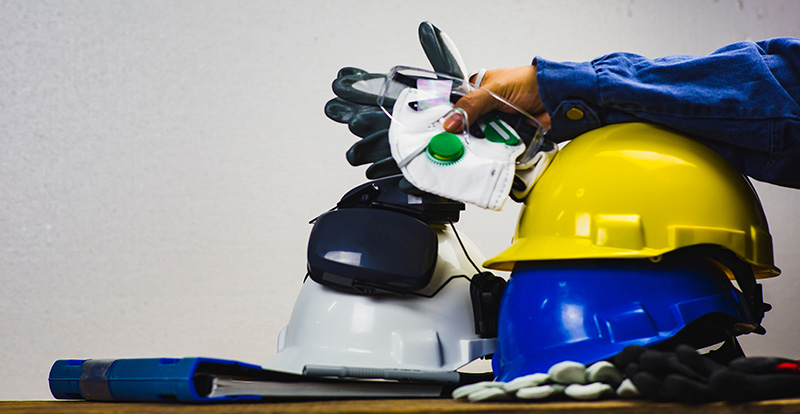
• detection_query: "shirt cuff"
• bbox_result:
[535,57,603,142]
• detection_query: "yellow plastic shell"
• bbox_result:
[484,123,780,278]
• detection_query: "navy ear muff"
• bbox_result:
[307,208,437,295]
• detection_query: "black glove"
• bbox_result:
[615,343,800,402]
[417,21,466,79]
[324,68,398,178]
[324,22,468,194]
[615,344,718,403]
[710,356,800,401]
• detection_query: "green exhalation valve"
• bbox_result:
[427,132,464,163]
[483,118,520,146]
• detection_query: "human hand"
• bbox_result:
[444,65,550,132]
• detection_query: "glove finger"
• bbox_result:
[418,21,466,80]
[333,72,390,106]
[548,361,587,385]
[639,349,705,381]
[624,362,641,380]
[516,384,565,400]
[637,349,672,376]
[346,130,390,166]
[503,373,550,393]
[710,368,800,401]
[337,66,368,78]
[616,378,640,398]
[325,97,377,125]
[564,383,614,401]
[665,353,707,382]
[451,381,503,400]
[365,157,401,179]
[729,356,799,375]
[630,371,665,400]
[467,387,511,402]
[614,345,647,370]
[349,110,391,138]
[662,373,715,403]
[586,361,622,388]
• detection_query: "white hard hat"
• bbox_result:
[263,225,497,376]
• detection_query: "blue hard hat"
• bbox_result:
[493,251,759,381]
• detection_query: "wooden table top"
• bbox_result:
[4,398,800,414]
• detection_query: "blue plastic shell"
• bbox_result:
[493,258,755,381]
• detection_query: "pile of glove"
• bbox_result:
[454,344,800,403]
[453,360,638,402]
[616,344,800,403]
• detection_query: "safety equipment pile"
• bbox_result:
[317,20,791,405]
[325,22,556,209]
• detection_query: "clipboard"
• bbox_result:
[49,357,482,402]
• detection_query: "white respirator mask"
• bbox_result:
[379,66,548,210]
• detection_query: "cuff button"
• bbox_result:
[566,108,585,121]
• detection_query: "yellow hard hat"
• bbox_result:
[484,123,780,278]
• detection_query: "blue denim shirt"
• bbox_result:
[536,38,800,188]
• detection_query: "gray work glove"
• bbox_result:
[452,360,637,402]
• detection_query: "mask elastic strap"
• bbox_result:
[472,68,487,88]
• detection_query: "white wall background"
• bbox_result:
[1,0,799,400]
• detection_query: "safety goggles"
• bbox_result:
[377,66,546,165]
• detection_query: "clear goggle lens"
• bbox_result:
[377,66,546,164]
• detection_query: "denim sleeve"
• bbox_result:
[536,38,800,188]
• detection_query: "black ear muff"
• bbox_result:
[470,272,507,338]
[307,208,437,295]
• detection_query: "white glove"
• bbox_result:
[452,360,639,402]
